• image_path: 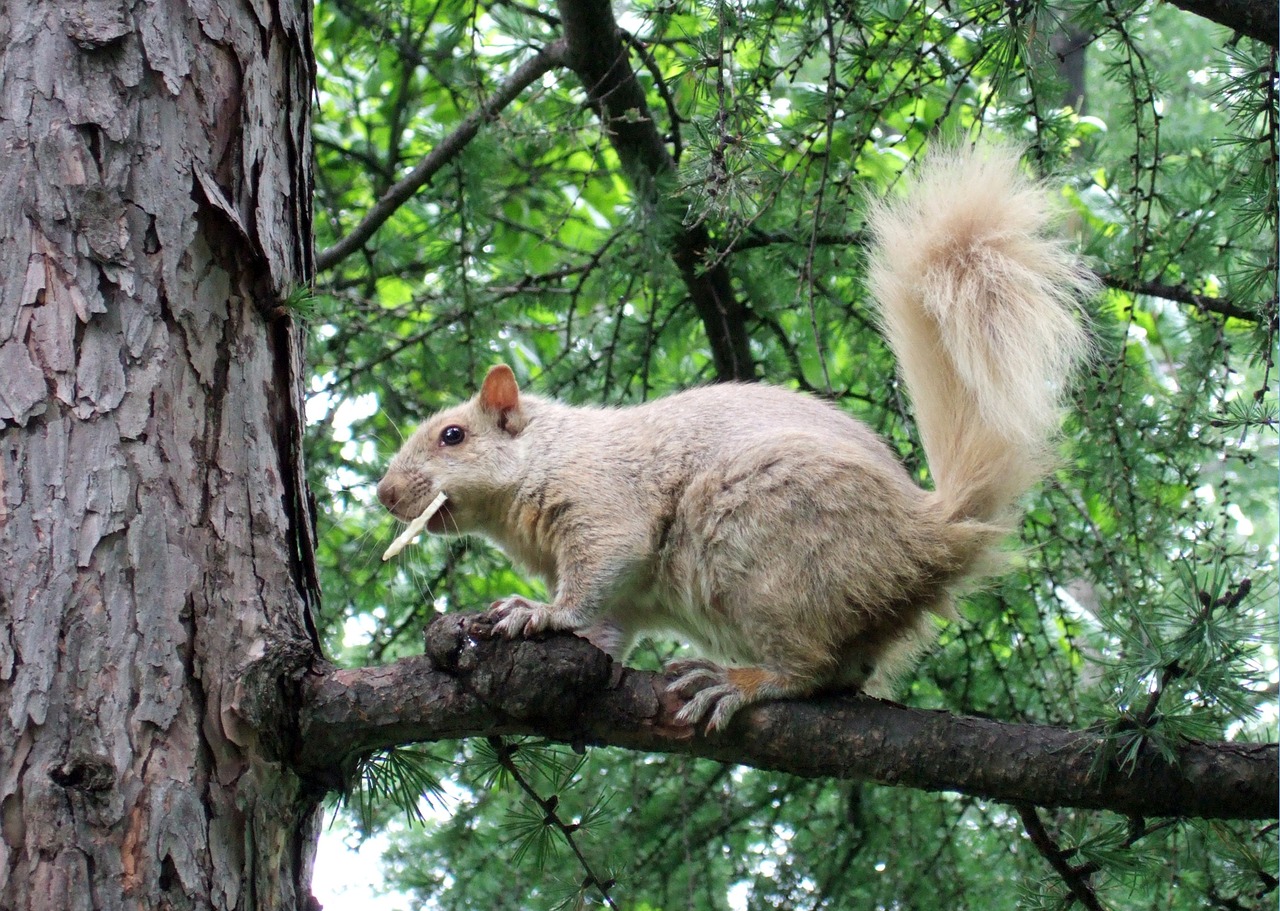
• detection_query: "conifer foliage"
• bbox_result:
[305,1,1277,908]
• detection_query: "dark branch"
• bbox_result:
[315,40,569,273]
[709,233,1273,329]
[1017,804,1106,911]
[297,613,1279,821]
[1102,275,1272,324]
[1165,0,1278,48]
[555,0,756,381]
[488,737,620,908]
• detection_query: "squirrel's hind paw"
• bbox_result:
[665,658,750,732]
[666,660,816,732]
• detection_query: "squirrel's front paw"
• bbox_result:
[664,658,746,732]
[486,595,556,638]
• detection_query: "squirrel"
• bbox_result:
[376,143,1094,731]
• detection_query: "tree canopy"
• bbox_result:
[301,0,1277,908]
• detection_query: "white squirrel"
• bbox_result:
[377,143,1094,731]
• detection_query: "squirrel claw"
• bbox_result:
[665,658,724,695]
[664,659,744,732]
[674,685,744,731]
[486,595,554,638]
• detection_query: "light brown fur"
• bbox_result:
[377,143,1095,731]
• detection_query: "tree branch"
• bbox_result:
[488,736,620,909]
[297,613,1279,821]
[555,0,756,381]
[717,234,1275,328]
[1165,0,1277,48]
[1102,275,1274,325]
[315,40,569,273]
[1016,804,1106,911]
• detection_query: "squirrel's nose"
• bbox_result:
[376,475,401,511]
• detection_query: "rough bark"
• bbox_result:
[1166,0,1278,48]
[297,614,1278,822]
[0,0,323,907]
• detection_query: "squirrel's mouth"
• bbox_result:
[424,502,455,534]
[380,490,449,562]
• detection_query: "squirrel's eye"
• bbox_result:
[439,425,466,446]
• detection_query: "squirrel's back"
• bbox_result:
[866,144,1095,526]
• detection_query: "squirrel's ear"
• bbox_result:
[478,365,524,431]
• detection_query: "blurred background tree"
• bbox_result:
[304,0,1276,908]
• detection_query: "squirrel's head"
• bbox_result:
[376,364,530,535]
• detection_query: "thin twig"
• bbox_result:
[1016,803,1108,911]
[317,40,569,272]
[488,737,620,910]
[1102,275,1270,325]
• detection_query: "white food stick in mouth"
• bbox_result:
[381,491,448,561]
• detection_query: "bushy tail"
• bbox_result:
[866,143,1095,526]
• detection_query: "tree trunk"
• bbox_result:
[0,0,323,907]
